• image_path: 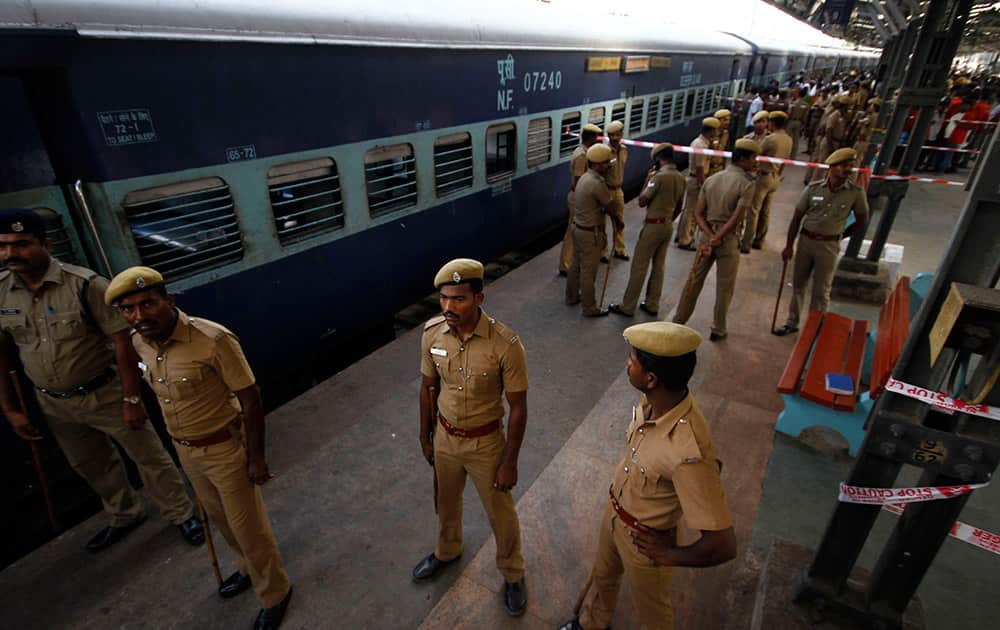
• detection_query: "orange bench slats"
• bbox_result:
[801,312,853,407]
[777,310,824,394]
[834,319,869,411]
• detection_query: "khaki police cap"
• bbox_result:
[105,266,165,305]
[825,147,858,166]
[833,95,849,105]
[605,120,624,134]
[734,138,762,154]
[434,258,484,289]
[714,109,732,119]
[587,143,614,163]
[752,111,769,123]
[768,110,788,120]
[582,123,602,134]
[650,143,673,160]
[624,322,702,357]
[702,117,721,129]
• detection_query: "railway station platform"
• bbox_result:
[2,163,997,630]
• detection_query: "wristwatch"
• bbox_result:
[122,395,141,405]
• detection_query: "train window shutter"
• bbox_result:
[588,106,605,131]
[560,112,581,156]
[267,157,344,245]
[434,132,473,197]
[364,143,418,217]
[611,102,626,124]
[526,117,551,167]
[646,97,659,130]
[628,100,643,134]
[486,123,516,182]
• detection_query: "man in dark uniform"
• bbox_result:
[107,267,293,630]
[0,208,203,552]
[560,322,736,630]
[414,258,529,616]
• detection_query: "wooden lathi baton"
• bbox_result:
[429,385,438,515]
[598,249,613,308]
[197,498,224,587]
[771,258,789,334]
[10,370,59,533]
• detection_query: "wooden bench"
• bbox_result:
[774,277,911,454]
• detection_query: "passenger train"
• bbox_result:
[0,0,876,563]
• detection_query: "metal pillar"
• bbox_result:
[797,120,1000,629]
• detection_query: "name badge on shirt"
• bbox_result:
[812,196,825,202]
[0,308,19,315]
[137,361,148,373]
[430,347,447,357]
[646,181,656,188]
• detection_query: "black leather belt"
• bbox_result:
[37,368,116,399]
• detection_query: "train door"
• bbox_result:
[729,58,745,100]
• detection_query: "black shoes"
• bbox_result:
[504,578,527,616]
[582,309,610,318]
[177,516,205,546]
[254,586,292,630]
[639,302,658,316]
[608,304,633,317]
[740,247,751,255]
[751,242,763,250]
[85,515,147,552]
[677,243,696,251]
[612,253,630,261]
[218,571,252,599]
[558,270,567,277]
[558,619,584,630]
[772,325,799,337]
[709,332,727,342]
[412,552,461,582]
[600,256,609,264]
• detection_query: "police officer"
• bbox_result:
[676,117,720,250]
[787,86,809,159]
[804,95,846,185]
[414,259,529,616]
[567,144,623,317]
[744,110,770,145]
[0,209,202,552]
[560,322,736,630]
[673,139,760,342]
[106,268,293,630]
[741,111,794,253]
[774,148,870,336]
[603,121,630,262]
[609,144,686,318]
[707,109,732,177]
[559,124,603,276]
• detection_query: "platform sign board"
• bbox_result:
[586,56,621,72]
[97,109,157,146]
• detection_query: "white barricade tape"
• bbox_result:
[881,503,1000,556]
[839,481,988,505]
[884,377,1000,420]
[876,143,981,155]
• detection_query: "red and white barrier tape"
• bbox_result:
[881,503,1000,556]
[884,377,1000,420]
[876,143,981,155]
[839,481,987,505]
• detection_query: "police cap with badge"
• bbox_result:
[0,208,46,239]
[624,322,702,357]
[434,258,485,289]
[105,266,166,305]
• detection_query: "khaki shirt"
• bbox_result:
[420,309,528,428]
[688,135,711,177]
[570,144,588,186]
[826,110,847,147]
[788,98,809,124]
[639,165,686,220]
[610,393,732,532]
[132,310,255,440]
[708,134,726,176]
[760,129,793,176]
[604,143,628,187]
[700,164,756,224]
[572,169,613,228]
[0,260,127,391]
[797,177,869,236]
[743,130,768,145]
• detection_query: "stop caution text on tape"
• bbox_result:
[884,377,1000,421]
[881,503,1000,556]
[839,481,988,505]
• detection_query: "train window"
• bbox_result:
[486,122,516,182]
[33,208,79,265]
[560,112,581,156]
[628,100,643,134]
[122,177,243,280]
[588,106,605,131]
[659,94,673,126]
[671,91,685,122]
[267,158,344,245]
[526,117,552,167]
[611,102,626,124]
[365,143,418,217]
[646,97,659,130]
[685,90,696,119]
[434,132,474,197]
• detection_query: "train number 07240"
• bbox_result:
[523,70,562,93]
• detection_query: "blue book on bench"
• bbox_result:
[825,373,855,396]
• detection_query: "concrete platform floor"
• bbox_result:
[0,161,985,630]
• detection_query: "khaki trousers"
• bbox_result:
[606,189,627,256]
[672,231,741,336]
[741,173,779,251]
[676,177,701,247]
[38,378,193,528]
[177,432,291,608]
[620,222,673,315]
[559,193,575,273]
[578,504,675,630]
[567,226,608,316]
[787,120,803,159]
[785,236,841,327]
[434,427,524,582]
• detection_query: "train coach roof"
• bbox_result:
[0,0,753,54]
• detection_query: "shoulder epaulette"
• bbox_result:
[57,262,99,282]
[188,317,230,341]
[488,318,520,345]
[423,314,446,331]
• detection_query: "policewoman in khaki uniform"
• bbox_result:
[106,268,292,630]
[673,139,760,341]
[567,144,623,317]
[774,148,870,336]
[603,121,630,261]
[414,259,529,616]
[740,111,794,253]
[0,209,202,552]
[707,109,732,177]
[561,322,735,630]
[609,144,686,318]
[559,124,603,275]
[677,118,719,250]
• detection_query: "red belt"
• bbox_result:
[609,486,662,534]
[173,419,242,448]
[645,217,669,224]
[573,223,601,232]
[438,414,500,438]
[801,228,842,241]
